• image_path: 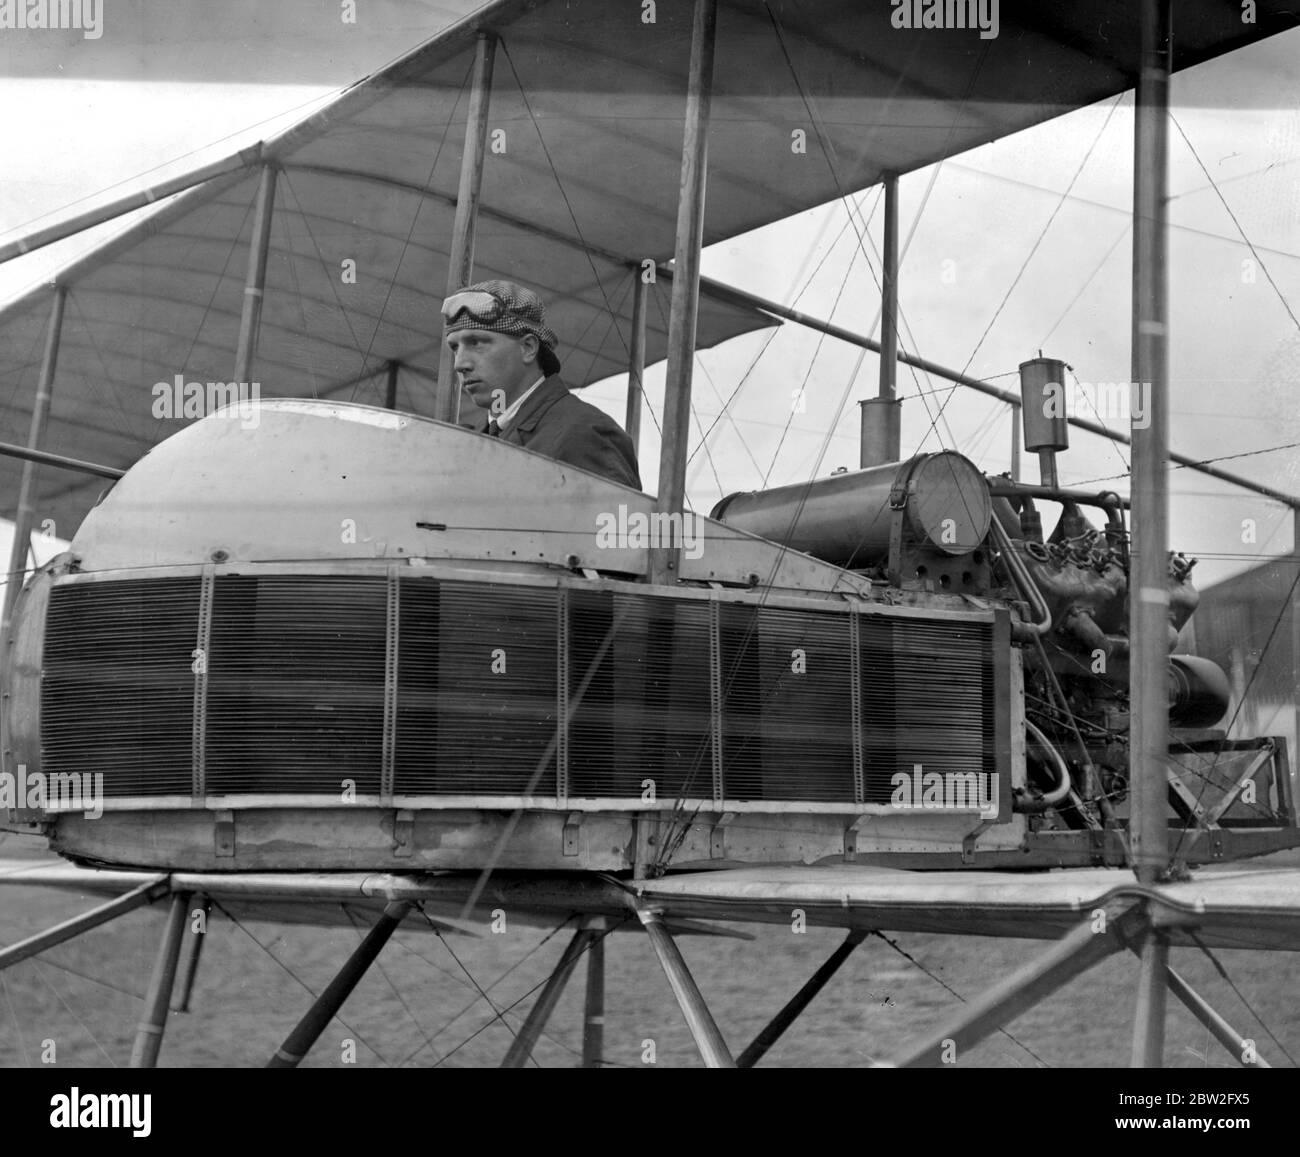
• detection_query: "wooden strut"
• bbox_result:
[500,925,598,1068]
[625,272,648,456]
[0,876,168,972]
[171,895,211,1014]
[233,164,278,387]
[637,906,735,1068]
[435,30,497,426]
[1128,0,1172,1065]
[737,929,867,1068]
[130,891,192,1068]
[582,922,606,1069]
[649,0,718,586]
[266,900,412,1068]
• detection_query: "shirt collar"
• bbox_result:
[494,375,547,431]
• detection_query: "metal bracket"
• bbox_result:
[563,811,582,856]
[1166,768,1213,828]
[843,815,868,861]
[392,809,414,857]
[1088,826,1108,865]
[961,818,996,864]
[710,812,737,860]
[214,810,235,858]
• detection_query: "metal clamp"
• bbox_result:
[214,810,236,858]
[392,809,414,857]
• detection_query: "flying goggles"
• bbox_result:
[441,289,512,325]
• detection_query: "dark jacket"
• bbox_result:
[474,375,641,489]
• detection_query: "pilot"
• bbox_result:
[443,279,642,489]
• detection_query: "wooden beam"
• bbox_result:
[233,165,278,386]
[649,0,717,585]
[266,901,411,1067]
[1130,928,1169,1067]
[625,272,647,455]
[434,31,497,425]
[129,891,192,1068]
[638,905,734,1067]
[1129,0,1172,887]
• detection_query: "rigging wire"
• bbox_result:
[1,969,32,1067]
[392,911,577,1067]
[924,93,1126,444]
[28,960,118,1067]
[1189,932,1298,1066]
[498,39,630,362]
[346,62,470,393]
[1170,112,1300,339]
[339,904,442,1064]
[870,931,1051,1068]
[414,904,534,1067]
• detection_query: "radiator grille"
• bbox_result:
[43,578,199,795]
[396,580,559,796]
[205,576,387,795]
[40,575,1000,805]
[860,616,995,804]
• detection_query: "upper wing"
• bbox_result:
[3,0,1297,535]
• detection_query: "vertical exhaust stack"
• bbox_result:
[1018,356,1070,489]
[858,396,902,468]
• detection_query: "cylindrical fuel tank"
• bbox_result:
[710,451,992,568]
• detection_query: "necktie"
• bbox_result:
[487,418,501,438]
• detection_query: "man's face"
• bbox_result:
[447,328,536,411]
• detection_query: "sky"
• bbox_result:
[1,0,1298,602]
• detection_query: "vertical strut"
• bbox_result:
[435,31,497,425]
[1010,400,1022,482]
[130,891,192,1068]
[860,172,902,469]
[625,271,648,456]
[233,164,278,386]
[649,0,717,585]
[1130,928,1169,1067]
[582,921,606,1068]
[1128,0,1172,887]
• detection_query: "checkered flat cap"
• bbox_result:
[444,279,559,350]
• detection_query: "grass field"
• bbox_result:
[1,833,1297,1068]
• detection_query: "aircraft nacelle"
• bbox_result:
[2,399,1295,872]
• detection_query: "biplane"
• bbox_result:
[1,0,1299,1069]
